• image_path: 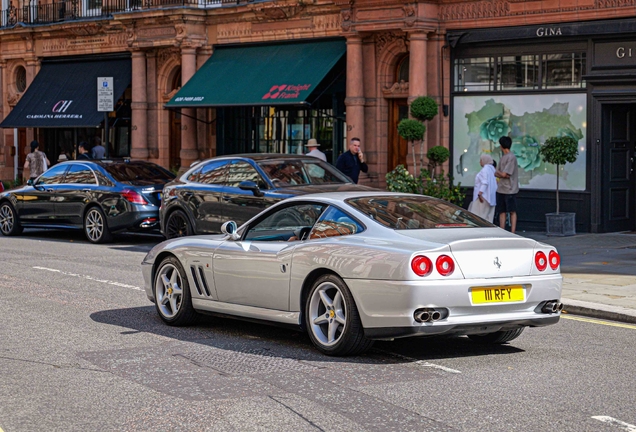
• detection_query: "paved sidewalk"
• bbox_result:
[523,231,636,324]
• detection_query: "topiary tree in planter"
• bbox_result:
[397,118,425,175]
[410,96,438,170]
[539,136,579,214]
[539,136,579,236]
[426,145,450,176]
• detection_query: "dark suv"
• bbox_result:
[160,154,375,238]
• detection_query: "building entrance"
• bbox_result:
[601,103,636,232]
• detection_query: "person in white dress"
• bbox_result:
[305,138,327,162]
[468,154,498,222]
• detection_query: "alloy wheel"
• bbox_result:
[166,212,189,238]
[0,204,15,235]
[85,209,104,242]
[308,281,348,347]
[155,263,183,319]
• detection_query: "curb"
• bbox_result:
[562,298,636,325]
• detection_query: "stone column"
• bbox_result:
[197,47,212,159]
[146,50,159,160]
[180,47,198,169]
[408,32,428,102]
[25,58,40,146]
[345,35,365,147]
[131,51,149,160]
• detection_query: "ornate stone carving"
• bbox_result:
[341,9,352,31]
[313,14,341,31]
[596,0,636,7]
[158,48,180,71]
[384,81,409,94]
[63,23,104,36]
[403,4,416,26]
[439,1,510,21]
[126,26,136,47]
[251,2,306,21]
[375,32,408,55]
[7,93,21,107]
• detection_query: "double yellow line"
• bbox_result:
[562,314,636,329]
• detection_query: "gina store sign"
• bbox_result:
[594,42,636,67]
[25,100,83,120]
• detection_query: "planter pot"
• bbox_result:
[545,212,576,237]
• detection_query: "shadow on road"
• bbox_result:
[21,228,164,247]
[89,305,524,364]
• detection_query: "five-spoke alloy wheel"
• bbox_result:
[305,274,373,356]
[0,202,23,236]
[154,256,197,326]
[84,207,112,244]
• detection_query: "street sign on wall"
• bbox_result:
[97,77,114,112]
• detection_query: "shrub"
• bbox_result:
[386,164,465,206]
[410,96,438,122]
[539,136,578,214]
[397,119,425,142]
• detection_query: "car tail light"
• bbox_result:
[535,251,547,271]
[549,250,560,270]
[122,189,148,205]
[436,255,455,276]
[411,255,433,277]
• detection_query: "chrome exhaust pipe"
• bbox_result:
[556,303,564,312]
[542,301,557,313]
[414,310,431,322]
[431,310,442,321]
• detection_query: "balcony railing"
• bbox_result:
[0,0,246,28]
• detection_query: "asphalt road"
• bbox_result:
[1,229,635,432]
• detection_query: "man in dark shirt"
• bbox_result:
[336,137,368,184]
[77,142,92,160]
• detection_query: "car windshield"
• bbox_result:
[257,159,350,186]
[346,195,494,229]
[103,163,175,183]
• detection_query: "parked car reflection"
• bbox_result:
[0,160,175,243]
[159,154,375,239]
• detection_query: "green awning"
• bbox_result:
[166,39,346,108]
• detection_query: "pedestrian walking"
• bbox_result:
[336,137,368,184]
[305,138,327,162]
[92,136,105,159]
[495,136,520,233]
[24,140,50,181]
[77,142,92,160]
[468,154,497,222]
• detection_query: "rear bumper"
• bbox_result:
[346,273,563,339]
[108,208,160,232]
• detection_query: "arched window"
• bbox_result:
[15,66,26,92]
[397,55,409,83]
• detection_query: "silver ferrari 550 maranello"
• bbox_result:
[141,191,563,356]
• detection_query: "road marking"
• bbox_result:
[561,315,636,330]
[33,266,143,291]
[592,416,636,431]
[372,348,462,374]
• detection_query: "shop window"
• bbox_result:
[542,53,586,89]
[15,66,26,93]
[454,57,494,92]
[497,55,538,90]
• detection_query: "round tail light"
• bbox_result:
[549,250,560,270]
[436,255,455,276]
[411,255,433,277]
[535,251,547,271]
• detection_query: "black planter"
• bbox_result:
[545,212,576,237]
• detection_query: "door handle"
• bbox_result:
[82,189,91,193]
[45,188,53,192]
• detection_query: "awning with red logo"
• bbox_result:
[165,39,346,108]
[0,57,131,128]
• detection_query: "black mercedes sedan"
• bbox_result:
[0,160,175,243]
[160,154,375,238]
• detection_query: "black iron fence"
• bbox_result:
[1,0,245,27]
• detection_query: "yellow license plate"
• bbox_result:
[471,285,525,304]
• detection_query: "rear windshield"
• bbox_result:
[346,195,494,229]
[103,163,175,183]
[257,159,350,186]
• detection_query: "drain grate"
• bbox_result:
[177,348,319,376]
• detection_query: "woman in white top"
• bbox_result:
[468,154,498,222]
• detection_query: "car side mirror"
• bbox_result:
[239,180,264,197]
[27,179,34,186]
[221,220,240,240]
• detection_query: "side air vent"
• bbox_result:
[190,265,212,297]
[190,266,203,296]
